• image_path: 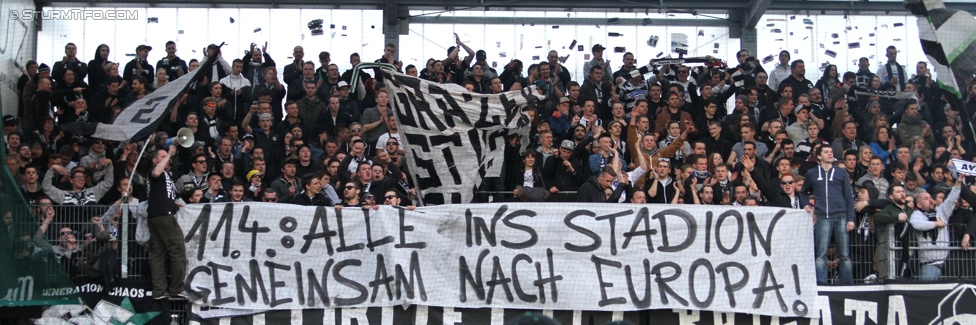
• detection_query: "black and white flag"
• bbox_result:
[377,70,540,205]
[853,89,919,100]
[61,54,214,141]
[908,0,976,101]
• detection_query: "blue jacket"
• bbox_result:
[549,113,572,139]
[800,165,856,223]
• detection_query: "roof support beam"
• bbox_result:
[744,0,773,29]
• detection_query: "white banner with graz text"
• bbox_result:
[177,203,816,318]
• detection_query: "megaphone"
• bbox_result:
[164,128,196,148]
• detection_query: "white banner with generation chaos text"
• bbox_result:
[177,203,815,318]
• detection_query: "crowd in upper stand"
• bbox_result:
[5,33,976,283]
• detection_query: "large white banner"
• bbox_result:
[379,70,540,205]
[178,203,816,318]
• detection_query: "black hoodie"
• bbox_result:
[87,45,109,90]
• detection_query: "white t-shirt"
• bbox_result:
[376,132,402,150]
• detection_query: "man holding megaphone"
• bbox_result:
[129,128,194,300]
[146,140,187,300]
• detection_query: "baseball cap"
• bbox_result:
[337,81,350,88]
[136,45,153,52]
[794,104,809,115]
[476,50,487,59]
[592,44,606,52]
[560,139,575,150]
[559,97,570,104]
[2,115,16,127]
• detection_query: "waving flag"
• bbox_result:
[62,51,217,141]
[906,0,976,102]
[377,69,539,205]
[908,0,976,144]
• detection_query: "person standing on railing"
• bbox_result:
[801,145,856,284]
[146,144,187,300]
[909,175,962,281]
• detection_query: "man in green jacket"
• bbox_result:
[874,184,913,280]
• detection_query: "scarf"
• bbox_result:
[663,134,682,160]
[692,169,711,180]
[922,210,939,243]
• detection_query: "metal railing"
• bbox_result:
[845,223,976,283]
[5,204,152,283]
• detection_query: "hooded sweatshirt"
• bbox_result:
[801,165,855,223]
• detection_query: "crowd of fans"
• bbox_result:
[4,34,976,284]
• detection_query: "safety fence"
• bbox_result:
[847,223,975,283]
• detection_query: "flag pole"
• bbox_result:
[351,63,426,206]
[120,136,152,278]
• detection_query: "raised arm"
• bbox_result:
[152,145,176,178]
[241,104,256,134]
[41,165,69,205]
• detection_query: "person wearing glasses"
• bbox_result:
[335,180,368,209]
[374,113,401,151]
[379,190,416,211]
[741,155,808,209]
[260,188,279,203]
[53,226,86,276]
[292,173,332,207]
[245,170,264,200]
[176,153,210,195]
[382,138,405,165]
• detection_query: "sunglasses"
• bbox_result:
[781,181,794,185]
[350,128,362,132]
[385,195,397,200]
[194,160,206,164]
[345,185,359,190]
[263,197,277,202]
[205,102,217,108]
[60,230,76,236]
[387,142,398,146]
